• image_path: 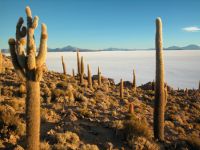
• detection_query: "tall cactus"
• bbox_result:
[87,64,92,89]
[80,56,84,84]
[120,79,124,99]
[98,66,101,86]
[199,80,200,90]
[153,17,165,141]
[76,49,81,76]
[8,6,47,150]
[132,69,136,91]
[0,51,3,73]
[61,56,66,75]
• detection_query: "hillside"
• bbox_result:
[0,55,199,149]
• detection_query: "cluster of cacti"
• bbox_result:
[8,6,47,150]
[98,66,101,86]
[153,17,165,142]
[0,51,3,73]
[80,56,84,84]
[120,79,124,99]
[132,69,136,91]
[61,56,67,75]
[87,64,93,89]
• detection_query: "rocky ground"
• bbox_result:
[0,55,200,150]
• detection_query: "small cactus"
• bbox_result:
[132,69,136,91]
[164,86,168,107]
[153,17,165,141]
[152,80,155,91]
[61,56,66,75]
[185,88,188,96]
[87,64,92,89]
[8,6,47,150]
[129,103,134,114]
[72,69,75,78]
[120,79,124,99]
[80,56,84,84]
[98,66,101,86]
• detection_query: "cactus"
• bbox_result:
[72,68,75,78]
[80,56,84,84]
[132,69,136,91]
[199,81,200,90]
[153,17,165,141]
[8,6,47,150]
[120,79,124,99]
[61,56,66,75]
[76,49,81,76]
[152,80,155,91]
[164,86,168,107]
[98,66,101,86]
[87,64,92,89]
[0,51,3,73]
[185,88,188,96]
[129,103,134,114]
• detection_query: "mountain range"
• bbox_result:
[1,44,200,53]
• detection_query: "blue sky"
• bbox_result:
[0,0,200,49]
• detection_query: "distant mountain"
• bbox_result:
[165,44,200,50]
[48,45,100,52]
[1,44,200,53]
[103,48,137,51]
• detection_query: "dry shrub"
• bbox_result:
[54,131,80,149]
[52,89,65,100]
[123,114,151,140]
[56,81,68,89]
[128,136,159,150]
[0,105,25,136]
[40,141,51,150]
[185,136,200,149]
[80,144,99,150]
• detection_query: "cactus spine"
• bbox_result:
[98,66,101,86]
[80,56,84,84]
[8,6,47,150]
[61,56,66,75]
[120,79,124,99]
[76,49,81,76]
[132,69,136,91]
[153,17,165,141]
[87,64,92,89]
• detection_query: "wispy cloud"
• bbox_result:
[182,26,200,32]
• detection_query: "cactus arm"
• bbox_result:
[26,6,32,28]
[36,24,47,68]
[8,38,26,81]
[16,17,26,68]
[35,66,43,81]
[32,16,39,29]
[26,6,33,55]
